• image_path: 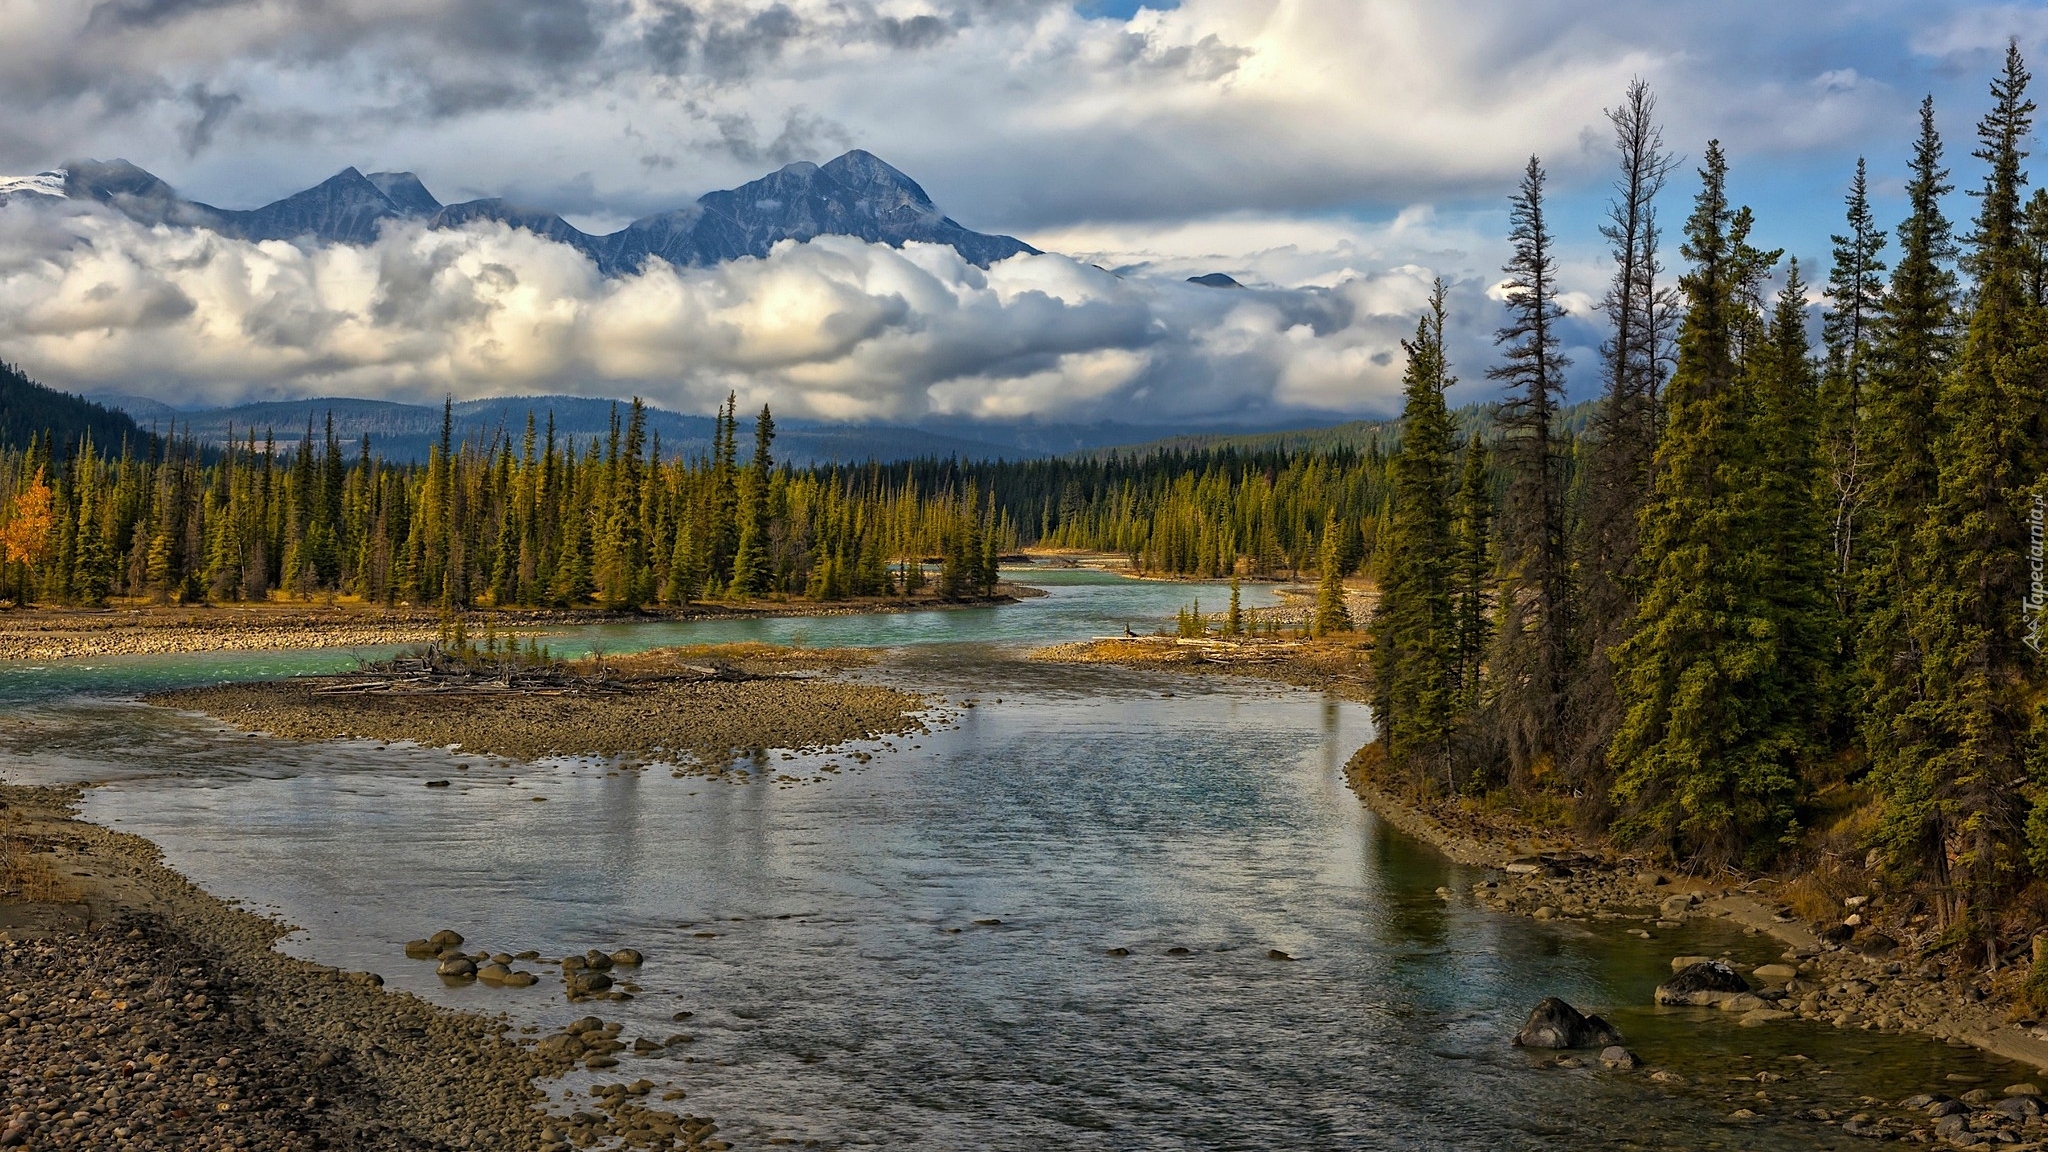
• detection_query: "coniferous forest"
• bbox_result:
[7,48,2048,953]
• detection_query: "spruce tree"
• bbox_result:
[1486,156,1574,783]
[1610,143,1799,866]
[1820,158,1887,638]
[1889,43,2045,927]
[1569,79,1679,792]
[1369,283,1458,774]
[1450,438,1492,717]
[730,405,776,597]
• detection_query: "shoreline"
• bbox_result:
[1339,749,2048,1080]
[0,588,1034,662]
[0,781,724,1151]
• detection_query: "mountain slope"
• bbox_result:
[0,363,150,452]
[28,151,1036,273]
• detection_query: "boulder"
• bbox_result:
[476,962,512,984]
[503,971,540,988]
[611,948,644,966]
[1598,1045,1639,1069]
[1669,955,1712,972]
[436,956,477,979]
[428,929,464,949]
[1513,997,1624,1049]
[1996,1095,2044,1119]
[584,950,615,972]
[403,939,437,959]
[1655,961,1751,1006]
[1751,963,1799,983]
[1659,894,1695,919]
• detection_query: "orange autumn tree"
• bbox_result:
[0,467,54,605]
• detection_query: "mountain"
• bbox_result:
[87,394,1047,466]
[0,363,150,452]
[25,151,1038,274]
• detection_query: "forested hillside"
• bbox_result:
[0,363,148,456]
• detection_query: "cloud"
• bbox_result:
[0,197,1445,424]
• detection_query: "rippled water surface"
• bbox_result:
[0,570,2031,1149]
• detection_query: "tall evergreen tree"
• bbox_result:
[1610,142,1798,866]
[1887,43,2045,929]
[1449,437,1493,719]
[1486,155,1575,784]
[1569,79,1679,794]
[730,404,776,597]
[1820,159,1888,636]
[1370,283,1459,775]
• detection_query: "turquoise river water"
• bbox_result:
[0,569,2030,1149]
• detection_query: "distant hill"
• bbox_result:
[0,363,150,453]
[87,393,1047,465]
[1088,400,1600,459]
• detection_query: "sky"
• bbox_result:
[0,0,2039,427]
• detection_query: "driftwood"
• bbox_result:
[320,645,763,696]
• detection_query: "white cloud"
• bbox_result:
[0,198,1444,423]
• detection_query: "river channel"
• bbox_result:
[0,570,2030,1149]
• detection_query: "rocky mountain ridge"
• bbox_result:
[0,150,1038,273]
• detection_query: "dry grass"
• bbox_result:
[0,813,76,904]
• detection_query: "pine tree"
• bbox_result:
[1610,142,1799,866]
[1820,158,1887,645]
[1486,155,1575,784]
[1369,284,1457,773]
[1450,438,1492,716]
[1569,79,1680,792]
[1889,43,2045,928]
[730,405,776,597]
[1859,97,1960,778]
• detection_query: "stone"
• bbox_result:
[1266,949,1296,961]
[1636,871,1666,887]
[1105,947,1130,957]
[567,1016,605,1034]
[1670,955,1713,972]
[1994,1096,2044,1119]
[425,779,451,788]
[1752,963,1799,982]
[1659,894,1695,919]
[503,972,539,988]
[1532,907,1557,920]
[1738,1008,1794,1026]
[1513,997,1624,1049]
[1655,961,1751,1006]
[1717,994,1767,1013]
[2005,1083,2042,1096]
[1598,1045,1639,1069]
[610,949,643,966]
[1851,931,1899,957]
[436,956,476,979]
[403,939,436,959]
[428,929,464,949]
[584,950,614,972]
[475,962,511,984]
[1926,1099,1968,1118]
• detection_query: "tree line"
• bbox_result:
[0,396,1014,610]
[1369,48,2048,960]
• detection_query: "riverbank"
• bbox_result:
[0,782,723,1151]
[0,587,1036,662]
[1028,634,1371,701]
[142,645,931,768]
[1342,746,2048,1092]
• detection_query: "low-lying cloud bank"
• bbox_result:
[0,197,1471,424]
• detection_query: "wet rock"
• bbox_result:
[1655,961,1751,1006]
[2005,1083,2042,1096]
[1658,894,1695,919]
[403,938,437,959]
[502,971,539,988]
[476,962,512,984]
[610,948,643,966]
[584,949,615,972]
[1752,963,1798,982]
[436,956,477,979]
[1513,997,1624,1049]
[567,1016,606,1035]
[1598,1045,1639,1069]
[1669,954,1712,972]
[1994,1095,2044,1119]
[1738,1008,1794,1026]
[1266,949,1297,961]
[428,928,465,949]
[424,779,451,788]
[1105,947,1130,957]
[1927,1099,1968,1118]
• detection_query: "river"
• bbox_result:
[0,569,2027,1149]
